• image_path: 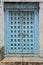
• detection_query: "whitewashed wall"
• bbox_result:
[0,0,43,57]
[3,0,43,2]
[39,3,43,57]
[0,1,4,46]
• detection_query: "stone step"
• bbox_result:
[1,62,43,65]
[0,46,43,65]
[2,57,43,63]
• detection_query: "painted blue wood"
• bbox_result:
[34,10,39,56]
[4,3,39,10]
[4,10,9,56]
[4,3,39,56]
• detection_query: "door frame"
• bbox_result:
[4,3,39,56]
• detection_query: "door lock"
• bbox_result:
[19,33,28,38]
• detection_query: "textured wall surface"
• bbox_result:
[3,0,43,2]
[39,3,43,57]
[0,1,4,46]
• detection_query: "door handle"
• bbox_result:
[18,33,23,37]
[19,33,25,38]
[19,33,28,38]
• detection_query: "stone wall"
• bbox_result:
[39,3,43,57]
[0,0,43,57]
[0,0,43,65]
[0,46,5,65]
[3,0,43,2]
[0,46,4,61]
[0,1,4,46]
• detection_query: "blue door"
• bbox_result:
[4,3,39,56]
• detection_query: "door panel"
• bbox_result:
[8,11,22,53]
[5,10,38,56]
[21,12,35,56]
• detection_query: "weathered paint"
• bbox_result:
[4,3,39,56]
